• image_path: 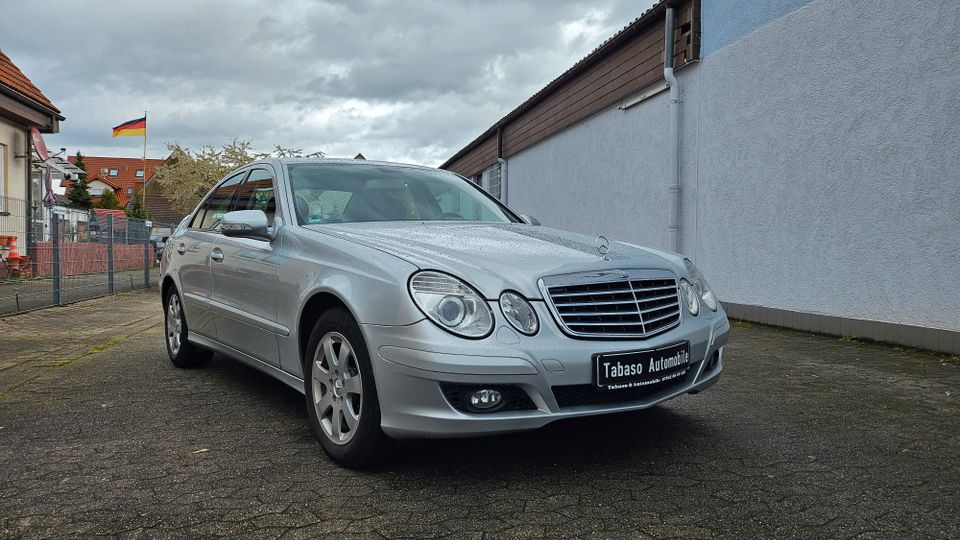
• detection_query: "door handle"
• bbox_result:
[176,243,187,255]
[210,249,224,263]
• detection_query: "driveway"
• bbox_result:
[1,289,958,538]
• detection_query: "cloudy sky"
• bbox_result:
[4,0,653,166]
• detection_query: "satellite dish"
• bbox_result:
[30,127,49,161]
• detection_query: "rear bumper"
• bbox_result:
[364,302,730,439]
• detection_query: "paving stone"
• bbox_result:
[1,293,958,538]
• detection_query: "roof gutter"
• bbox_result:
[0,84,64,131]
[664,6,682,253]
[441,1,672,171]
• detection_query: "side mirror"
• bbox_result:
[519,214,541,226]
[221,210,272,240]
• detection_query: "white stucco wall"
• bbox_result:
[0,120,28,205]
[0,120,29,243]
[507,66,700,253]
[87,179,113,196]
[505,0,960,331]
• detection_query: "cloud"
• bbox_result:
[2,0,653,165]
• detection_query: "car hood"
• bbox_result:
[302,222,683,299]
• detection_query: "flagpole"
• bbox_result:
[142,110,147,216]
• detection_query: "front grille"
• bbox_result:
[553,375,689,409]
[540,270,681,338]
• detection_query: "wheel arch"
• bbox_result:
[161,275,177,302]
[297,289,360,370]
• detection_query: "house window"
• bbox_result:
[480,164,502,200]
[109,168,119,176]
[135,169,144,178]
[127,188,134,195]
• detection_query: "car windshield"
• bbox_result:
[288,163,519,224]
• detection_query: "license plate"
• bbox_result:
[593,342,691,391]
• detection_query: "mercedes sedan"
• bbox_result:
[161,158,729,467]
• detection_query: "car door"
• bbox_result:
[174,172,247,339]
[209,167,283,367]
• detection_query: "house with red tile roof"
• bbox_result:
[0,49,64,260]
[61,153,190,226]
[0,49,63,214]
[141,182,189,226]
[64,155,165,207]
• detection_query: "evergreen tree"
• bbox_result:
[126,188,148,219]
[73,151,87,174]
[97,189,121,210]
[67,151,92,209]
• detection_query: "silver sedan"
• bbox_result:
[161,158,729,467]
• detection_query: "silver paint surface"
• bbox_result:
[162,158,728,437]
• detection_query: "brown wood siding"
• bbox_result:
[445,133,497,178]
[674,3,696,64]
[690,0,702,62]
[503,25,666,156]
[443,0,697,176]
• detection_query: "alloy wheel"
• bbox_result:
[311,332,363,445]
[166,294,183,355]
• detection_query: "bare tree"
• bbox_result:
[153,139,324,214]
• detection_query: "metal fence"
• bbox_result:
[0,197,174,315]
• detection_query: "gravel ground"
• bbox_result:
[1,289,958,539]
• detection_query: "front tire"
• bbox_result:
[164,288,212,368]
[304,307,391,468]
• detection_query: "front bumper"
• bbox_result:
[364,302,730,439]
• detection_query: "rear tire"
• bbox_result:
[304,307,392,468]
[164,288,212,368]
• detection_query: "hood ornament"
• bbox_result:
[595,235,610,259]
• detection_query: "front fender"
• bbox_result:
[286,232,423,327]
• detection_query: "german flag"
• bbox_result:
[112,116,146,137]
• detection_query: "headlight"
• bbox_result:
[679,279,700,316]
[499,291,539,335]
[409,271,493,338]
[684,259,718,311]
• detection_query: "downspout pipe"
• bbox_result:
[663,7,681,253]
[497,157,508,204]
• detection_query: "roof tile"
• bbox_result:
[65,156,165,207]
[0,49,60,114]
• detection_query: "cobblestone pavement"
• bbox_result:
[1,290,958,538]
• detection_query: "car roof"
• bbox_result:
[259,157,443,174]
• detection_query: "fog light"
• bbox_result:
[705,347,723,372]
[707,350,719,370]
[469,389,503,410]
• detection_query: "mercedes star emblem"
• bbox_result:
[595,235,610,257]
